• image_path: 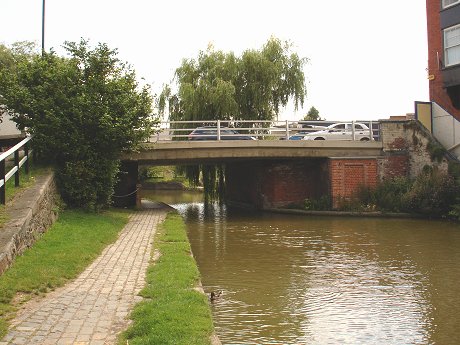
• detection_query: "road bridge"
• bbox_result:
[117,120,450,210]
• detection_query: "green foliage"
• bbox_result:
[303,106,322,121]
[121,213,215,344]
[0,41,38,124]
[304,195,331,211]
[0,209,129,338]
[336,197,367,212]
[402,167,458,216]
[159,37,307,199]
[448,161,460,220]
[367,177,412,212]
[139,166,191,188]
[0,40,155,210]
[0,41,37,72]
[351,168,458,217]
[139,166,165,181]
[427,141,447,163]
[161,37,306,122]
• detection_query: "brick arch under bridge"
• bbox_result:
[225,158,378,209]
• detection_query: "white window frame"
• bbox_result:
[444,24,460,67]
[442,0,460,9]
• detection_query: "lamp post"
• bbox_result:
[41,0,45,54]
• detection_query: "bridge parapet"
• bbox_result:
[148,119,380,142]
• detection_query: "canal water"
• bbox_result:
[143,190,460,345]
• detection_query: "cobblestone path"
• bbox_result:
[1,208,167,345]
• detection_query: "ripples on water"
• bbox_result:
[143,191,460,345]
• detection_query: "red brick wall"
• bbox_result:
[225,162,260,206]
[426,0,460,119]
[260,160,329,208]
[329,159,378,209]
[378,155,410,180]
[225,160,329,209]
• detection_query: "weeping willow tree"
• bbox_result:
[160,37,308,200]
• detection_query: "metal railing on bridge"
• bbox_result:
[0,136,32,204]
[148,120,380,142]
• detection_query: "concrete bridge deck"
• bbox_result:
[124,140,384,165]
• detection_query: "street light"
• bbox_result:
[41,0,45,54]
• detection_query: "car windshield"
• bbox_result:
[325,123,369,131]
[190,127,246,136]
[194,129,217,134]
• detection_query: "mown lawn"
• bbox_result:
[0,209,130,338]
[120,212,216,345]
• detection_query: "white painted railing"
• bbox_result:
[0,136,32,204]
[147,120,380,142]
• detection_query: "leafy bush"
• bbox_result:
[448,162,460,220]
[371,177,413,212]
[0,40,155,210]
[354,168,457,217]
[304,195,331,211]
[335,167,458,217]
[402,167,457,216]
[335,196,368,212]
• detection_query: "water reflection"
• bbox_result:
[142,190,460,345]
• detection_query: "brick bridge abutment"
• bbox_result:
[225,120,449,210]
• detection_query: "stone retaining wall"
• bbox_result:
[0,172,59,275]
[379,120,449,179]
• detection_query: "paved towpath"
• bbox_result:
[1,207,167,345]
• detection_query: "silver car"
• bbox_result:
[302,122,373,141]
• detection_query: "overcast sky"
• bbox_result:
[1,0,429,121]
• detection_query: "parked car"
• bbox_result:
[188,127,257,140]
[302,122,373,141]
[286,131,311,140]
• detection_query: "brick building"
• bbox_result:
[426,0,460,119]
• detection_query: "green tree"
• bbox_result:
[0,41,38,123]
[0,41,37,70]
[160,37,307,121]
[159,37,307,199]
[0,40,154,210]
[303,106,323,121]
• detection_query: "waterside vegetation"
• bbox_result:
[301,164,460,220]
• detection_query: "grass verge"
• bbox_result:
[0,208,130,338]
[120,212,215,345]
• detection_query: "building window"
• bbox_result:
[443,0,460,8]
[444,24,460,67]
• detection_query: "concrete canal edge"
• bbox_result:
[227,199,426,218]
[0,171,59,275]
[265,207,427,218]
